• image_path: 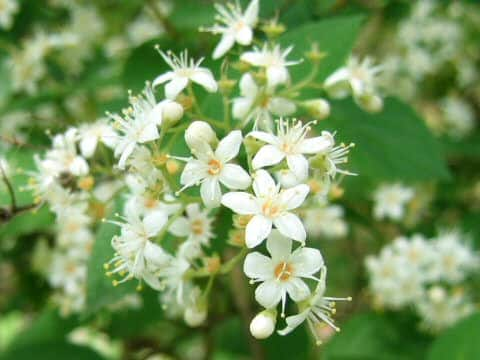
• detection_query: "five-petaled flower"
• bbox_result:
[243,230,323,315]
[221,169,309,247]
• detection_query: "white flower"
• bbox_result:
[311,131,355,180]
[222,169,309,247]
[184,121,218,154]
[243,230,323,315]
[249,118,333,181]
[169,203,214,245]
[78,119,117,158]
[241,45,301,88]
[106,210,170,290]
[153,49,218,99]
[233,73,296,130]
[431,231,479,283]
[441,96,475,139]
[324,56,383,111]
[304,205,348,239]
[416,286,475,332]
[157,255,191,304]
[109,84,165,169]
[277,267,351,344]
[49,250,87,295]
[0,0,19,30]
[203,0,259,59]
[177,130,251,208]
[47,128,89,176]
[373,183,415,221]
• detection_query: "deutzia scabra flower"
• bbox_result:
[78,119,117,158]
[324,56,383,112]
[304,205,348,239]
[169,203,214,245]
[203,0,259,59]
[222,170,309,247]
[47,128,89,176]
[232,73,296,130]
[249,118,333,182]
[153,49,218,99]
[241,44,301,88]
[108,84,166,169]
[177,126,251,208]
[243,230,323,316]
[373,183,415,221]
[278,267,351,344]
[106,210,170,290]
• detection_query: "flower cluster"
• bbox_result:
[366,231,479,332]
[22,0,380,342]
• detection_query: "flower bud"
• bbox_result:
[249,309,277,339]
[261,19,286,38]
[303,98,330,120]
[357,93,383,113]
[184,303,207,327]
[162,101,184,126]
[185,121,218,153]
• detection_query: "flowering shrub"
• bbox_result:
[0,1,479,359]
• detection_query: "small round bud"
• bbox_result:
[358,94,383,113]
[303,98,330,120]
[249,310,277,339]
[166,159,180,174]
[184,304,207,327]
[162,101,184,126]
[185,121,218,153]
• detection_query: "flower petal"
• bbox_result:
[243,252,273,280]
[152,71,174,87]
[286,154,308,181]
[213,33,235,59]
[297,136,333,155]
[244,0,259,26]
[143,211,168,237]
[273,213,306,243]
[235,25,253,45]
[252,169,277,197]
[255,279,283,308]
[278,184,310,210]
[169,216,190,237]
[290,247,323,277]
[267,65,288,88]
[80,136,98,158]
[277,311,309,336]
[191,69,218,92]
[252,144,285,170]
[180,160,208,186]
[285,278,311,302]
[248,130,278,145]
[232,97,253,119]
[215,130,242,162]
[239,73,258,97]
[246,214,272,248]
[221,192,259,214]
[241,51,266,66]
[165,77,189,99]
[266,230,292,261]
[219,164,251,189]
[200,177,222,208]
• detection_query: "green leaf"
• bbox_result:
[323,312,431,360]
[279,15,365,82]
[86,198,136,313]
[323,98,450,194]
[1,342,105,360]
[427,312,480,360]
[6,308,78,350]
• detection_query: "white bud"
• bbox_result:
[162,101,184,126]
[357,93,383,113]
[276,169,301,189]
[304,98,330,120]
[185,121,218,153]
[184,304,207,327]
[249,310,277,339]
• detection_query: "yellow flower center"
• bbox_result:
[261,198,282,218]
[191,219,204,235]
[208,159,223,176]
[274,261,294,281]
